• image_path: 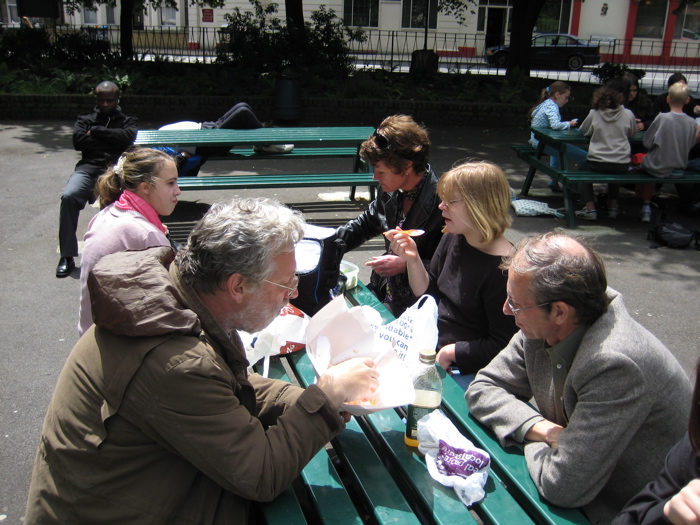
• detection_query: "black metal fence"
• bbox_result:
[18,25,700,94]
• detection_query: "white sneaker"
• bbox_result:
[575,208,597,221]
[607,208,619,219]
[639,208,651,223]
[254,144,295,154]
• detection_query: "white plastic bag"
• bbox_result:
[417,411,490,507]
[373,295,438,374]
[239,304,309,377]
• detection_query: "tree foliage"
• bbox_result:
[217,0,365,79]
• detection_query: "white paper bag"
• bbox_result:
[305,296,415,415]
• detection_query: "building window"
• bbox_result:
[477,0,512,34]
[402,0,438,29]
[344,0,379,27]
[83,8,98,25]
[634,0,668,39]
[674,4,700,40]
[535,0,572,34]
[7,0,20,24]
[161,7,177,26]
[106,6,115,25]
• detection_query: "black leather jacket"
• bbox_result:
[336,167,444,313]
[73,106,138,177]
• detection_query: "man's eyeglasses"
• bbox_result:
[506,296,550,316]
[263,275,300,298]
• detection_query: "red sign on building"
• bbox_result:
[202,8,214,23]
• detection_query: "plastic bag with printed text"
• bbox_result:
[369,295,439,375]
[418,410,490,507]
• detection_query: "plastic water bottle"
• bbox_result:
[404,348,443,447]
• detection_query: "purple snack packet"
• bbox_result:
[435,439,490,479]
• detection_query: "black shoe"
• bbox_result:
[56,257,75,278]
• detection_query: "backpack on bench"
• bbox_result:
[291,225,347,316]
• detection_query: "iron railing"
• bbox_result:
[10,25,700,94]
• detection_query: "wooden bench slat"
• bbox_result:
[211,146,361,160]
[176,173,377,190]
[259,360,363,525]
[255,485,309,525]
[135,127,375,147]
[288,353,423,525]
[558,170,700,184]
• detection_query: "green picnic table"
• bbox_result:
[134,127,378,200]
[254,281,591,525]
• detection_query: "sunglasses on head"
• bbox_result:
[373,130,396,151]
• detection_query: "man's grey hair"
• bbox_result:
[176,198,305,295]
[501,232,608,325]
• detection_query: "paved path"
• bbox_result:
[1,120,699,523]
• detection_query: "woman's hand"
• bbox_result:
[636,119,645,132]
[664,479,700,525]
[569,119,579,128]
[386,230,420,263]
[365,254,406,278]
[437,344,456,374]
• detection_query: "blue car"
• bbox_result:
[484,33,601,71]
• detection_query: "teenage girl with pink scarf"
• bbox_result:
[78,147,181,335]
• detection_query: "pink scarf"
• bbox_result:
[114,190,168,234]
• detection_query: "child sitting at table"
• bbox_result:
[634,81,700,222]
[528,81,587,192]
[575,85,637,221]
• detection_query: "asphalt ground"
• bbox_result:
[1,119,700,523]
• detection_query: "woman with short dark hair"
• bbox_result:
[336,114,444,316]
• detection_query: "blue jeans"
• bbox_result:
[59,170,96,257]
[544,143,588,170]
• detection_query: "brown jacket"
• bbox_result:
[25,246,344,524]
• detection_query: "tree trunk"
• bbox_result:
[507,0,548,75]
[120,0,135,60]
[285,0,305,37]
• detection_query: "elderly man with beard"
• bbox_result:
[27,198,378,524]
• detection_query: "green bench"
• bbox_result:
[510,143,700,228]
[176,172,378,201]
[555,170,700,228]
[254,281,590,525]
[135,127,376,201]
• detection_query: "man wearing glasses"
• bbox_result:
[466,232,691,525]
[26,198,379,524]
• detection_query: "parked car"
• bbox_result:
[682,28,700,40]
[484,33,601,71]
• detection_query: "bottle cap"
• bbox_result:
[419,348,436,364]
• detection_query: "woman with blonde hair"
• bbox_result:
[78,147,180,335]
[388,160,517,384]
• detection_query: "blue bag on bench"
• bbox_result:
[291,225,347,316]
